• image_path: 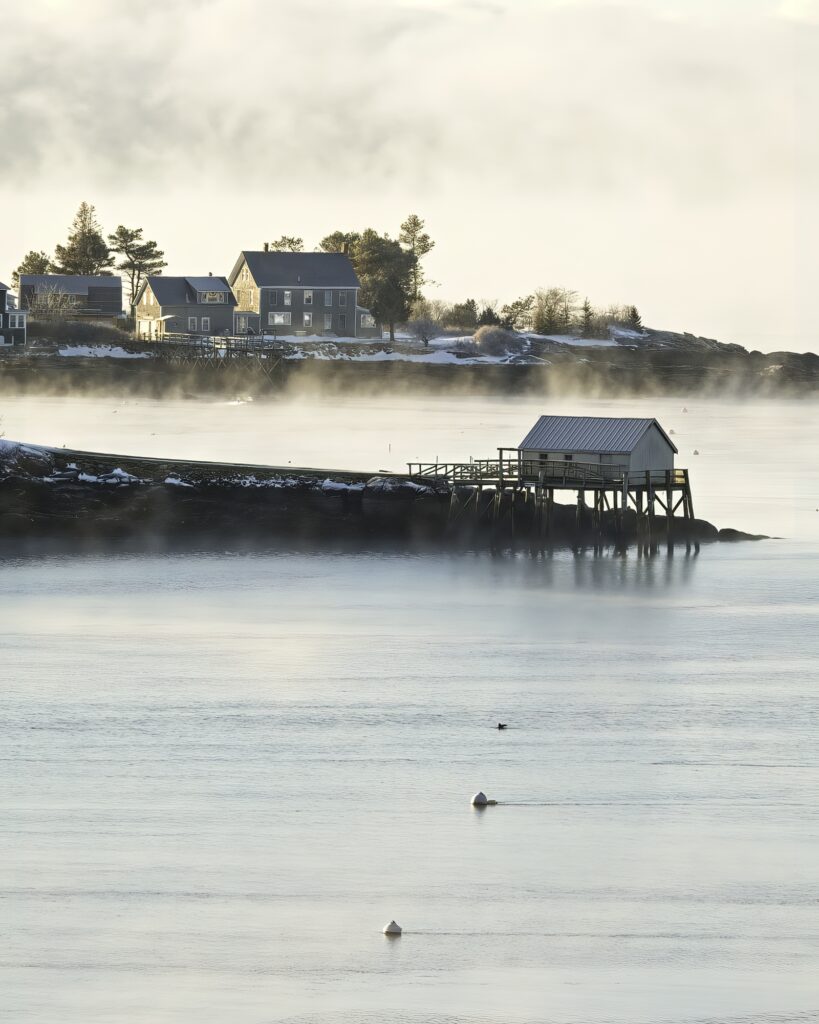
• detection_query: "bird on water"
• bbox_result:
[497,723,507,730]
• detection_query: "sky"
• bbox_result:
[1,0,816,352]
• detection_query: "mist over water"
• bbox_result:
[1,393,818,1023]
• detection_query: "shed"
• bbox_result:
[518,415,677,474]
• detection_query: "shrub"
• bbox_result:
[473,325,519,356]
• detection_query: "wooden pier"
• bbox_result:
[408,447,695,546]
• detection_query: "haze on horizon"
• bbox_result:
[1,0,816,353]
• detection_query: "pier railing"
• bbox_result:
[407,454,688,489]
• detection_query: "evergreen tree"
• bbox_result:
[108,226,167,308]
[268,236,304,252]
[52,202,114,275]
[477,305,501,327]
[627,305,643,330]
[399,214,434,301]
[319,231,361,255]
[500,294,535,331]
[354,229,414,343]
[449,298,479,330]
[580,297,595,339]
[11,250,51,288]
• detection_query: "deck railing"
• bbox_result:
[408,455,687,488]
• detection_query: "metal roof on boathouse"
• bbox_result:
[519,416,678,455]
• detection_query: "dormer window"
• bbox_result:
[198,291,226,304]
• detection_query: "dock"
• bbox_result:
[408,447,695,545]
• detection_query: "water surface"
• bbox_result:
[1,395,817,1022]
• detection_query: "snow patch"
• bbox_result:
[58,345,152,359]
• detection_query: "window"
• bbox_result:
[269,312,291,326]
[188,317,197,331]
[283,290,292,306]
[200,291,225,304]
[303,312,312,328]
[201,316,211,332]
[563,453,573,461]
[269,290,278,305]
[361,313,376,328]
[338,313,347,332]
[339,291,347,307]
[324,290,333,307]
[324,313,332,330]
[8,314,25,329]
[304,290,313,305]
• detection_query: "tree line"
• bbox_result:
[13,202,167,309]
[12,205,642,340]
[410,290,642,340]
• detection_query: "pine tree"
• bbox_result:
[319,231,361,255]
[52,202,114,276]
[108,226,167,308]
[477,305,501,327]
[580,297,595,339]
[12,250,51,288]
[268,236,304,252]
[627,305,643,330]
[354,229,414,342]
[399,214,434,302]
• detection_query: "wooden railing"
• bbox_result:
[408,455,687,489]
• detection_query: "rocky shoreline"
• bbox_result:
[0,441,766,553]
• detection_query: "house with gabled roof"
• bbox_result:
[227,249,381,338]
[134,275,236,339]
[0,282,27,346]
[19,274,122,318]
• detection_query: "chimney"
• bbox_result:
[208,271,213,277]
[263,242,269,252]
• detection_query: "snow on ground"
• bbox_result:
[58,345,152,359]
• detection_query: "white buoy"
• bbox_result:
[383,920,402,936]
[472,791,488,806]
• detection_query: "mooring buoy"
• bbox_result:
[383,920,402,936]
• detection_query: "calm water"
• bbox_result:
[1,394,818,1023]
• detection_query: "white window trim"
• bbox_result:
[303,312,313,327]
[303,290,313,305]
[268,312,291,326]
[324,290,332,307]
[188,316,197,331]
[323,313,332,330]
[339,292,347,307]
[201,316,211,332]
[283,290,292,306]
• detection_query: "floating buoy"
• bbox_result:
[472,791,488,806]
[383,920,402,936]
[693,449,699,455]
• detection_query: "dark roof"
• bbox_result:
[235,251,360,289]
[519,415,678,454]
[143,276,236,307]
[20,274,122,294]
[184,276,231,293]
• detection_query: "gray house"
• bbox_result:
[19,274,122,318]
[518,416,677,474]
[0,282,26,346]
[227,250,381,338]
[134,276,236,339]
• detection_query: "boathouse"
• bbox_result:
[518,415,677,474]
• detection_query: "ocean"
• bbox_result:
[1,393,817,1023]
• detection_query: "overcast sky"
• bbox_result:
[1,0,816,351]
